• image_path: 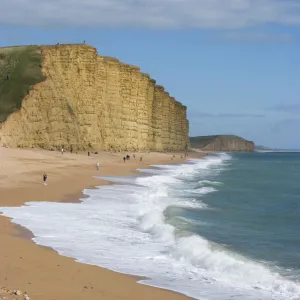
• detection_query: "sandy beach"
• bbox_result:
[0,147,205,300]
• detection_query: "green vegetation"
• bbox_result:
[66,103,74,115]
[0,46,46,123]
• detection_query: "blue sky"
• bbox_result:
[1,0,300,149]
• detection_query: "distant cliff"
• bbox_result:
[190,135,254,152]
[0,44,189,151]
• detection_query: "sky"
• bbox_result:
[1,0,300,149]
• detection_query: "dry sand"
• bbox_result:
[0,147,205,300]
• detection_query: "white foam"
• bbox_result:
[172,198,208,209]
[198,180,223,186]
[186,187,217,195]
[1,153,300,300]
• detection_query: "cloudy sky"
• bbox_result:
[1,0,299,148]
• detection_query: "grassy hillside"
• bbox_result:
[0,46,45,123]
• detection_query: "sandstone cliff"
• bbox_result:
[190,135,254,152]
[0,44,189,151]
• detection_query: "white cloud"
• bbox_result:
[218,32,296,43]
[1,0,300,28]
[267,104,300,114]
[270,118,300,132]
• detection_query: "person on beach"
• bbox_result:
[43,172,47,185]
[140,156,143,163]
[123,156,126,163]
[96,161,100,170]
[133,153,136,159]
[61,147,64,154]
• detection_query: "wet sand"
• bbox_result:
[0,147,205,300]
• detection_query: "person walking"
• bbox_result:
[43,172,48,185]
[61,147,64,154]
[96,161,100,170]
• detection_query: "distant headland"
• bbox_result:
[190,135,255,152]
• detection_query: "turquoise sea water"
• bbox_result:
[172,152,300,279]
[1,152,300,299]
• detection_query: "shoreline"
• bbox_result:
[0,147,205,300]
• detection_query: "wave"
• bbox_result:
[186,187,217,195]
[0,153,300,300]
[255,149,300,153]
[198,180,223,186]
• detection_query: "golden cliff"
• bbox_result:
[0,44,189,151]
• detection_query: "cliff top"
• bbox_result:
[0,43,182,124]
[0,43,93,50]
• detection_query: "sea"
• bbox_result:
[1,152,300,300]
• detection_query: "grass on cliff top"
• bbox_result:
[0,46,46,123]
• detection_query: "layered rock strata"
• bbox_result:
[0,44,189,151]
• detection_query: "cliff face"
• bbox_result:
[0,44,189,151]
[190,135,254,152]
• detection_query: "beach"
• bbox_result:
[0,146,204,300]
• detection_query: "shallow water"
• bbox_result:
[1,152,300,300]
